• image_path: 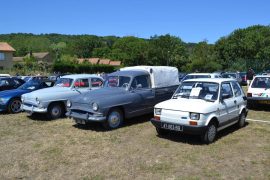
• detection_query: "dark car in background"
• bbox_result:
[0,80,54,113]
[240,72,247,85]
[0,77,25,91]
[222,72,242,84]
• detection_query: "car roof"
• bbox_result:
[187,73,216,76]
[184,78,237,83]
[109,70,149,77]
[254,75,270,78]
[61,74,101,79]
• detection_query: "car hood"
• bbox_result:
[155,98,217,114]
[0,89,30,98]
[72,87,127,103]
[23,87,71,98]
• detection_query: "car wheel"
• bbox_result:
[47,103,64,119]
[103,108,123,130]
[8,98,22,113]
[156,127,168,136]
[238,112,246,128]
[201,122,217,144]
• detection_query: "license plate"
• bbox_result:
[161,122,183,131]
[75,119,86,124]
[258,100,270,104]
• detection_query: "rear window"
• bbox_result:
[223,74,237,78]
[251,77,270,88]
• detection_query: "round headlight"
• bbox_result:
[92,102,99,111]
[66,100,72,108]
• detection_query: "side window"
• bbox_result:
[0,80,9,86]
[221,83,233,99]
[131,75,150,89]
[91,78,103,87]
[232,82,242,97]
[74,79,89,88]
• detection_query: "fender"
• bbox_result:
[205,112,219,126]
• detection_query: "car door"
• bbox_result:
[218,82,238,126]
[73,78,91,94]
[130,75,155,114]
[231,81,244,114]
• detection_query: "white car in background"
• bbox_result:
[151,78,248,144]
[247,75,270,107]
[21,74,104,119]
[181,73,221,83]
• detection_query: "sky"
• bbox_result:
[1,0,270,43]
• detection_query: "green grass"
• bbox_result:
[0,111,269,179]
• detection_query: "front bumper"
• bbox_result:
[151,119,207,135]
[21,103,47,114]
[66,110,106,122]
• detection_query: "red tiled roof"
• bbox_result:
[99,59,110,65]
[109,61,121,66]
[77,58,85,63]
[0,42,15,52]
[27,52,49,59]
[88,58,100,64]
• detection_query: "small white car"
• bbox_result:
[21,74,103,119]
[181,73,221,82]
[247,75,270,107]
[151,78,248,144]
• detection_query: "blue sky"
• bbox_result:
[2,0,270,43]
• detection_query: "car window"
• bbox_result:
[55,78,73,87]
[221,83,233,99]
[251,77,270,88]
[74,79,89,88]
[0,79,9,86]
[131,75,151,89]
[91,78,103,87]
[231,81,242,97]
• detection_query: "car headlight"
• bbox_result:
[92,102,99,111]
[190,112,200,120]
[66,100,72,108]
[36,97,40,105]
[155,108,162,115]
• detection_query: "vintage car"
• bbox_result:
[0,79,54,113]
[21,74,103,119]
[151,78,248,144]
[247,75,270,107]
[66,66,180,129]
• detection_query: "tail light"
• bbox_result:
[247,93,252,97]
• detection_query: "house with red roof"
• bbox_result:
[0,42,16,70]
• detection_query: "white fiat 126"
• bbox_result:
[151,78,248,144]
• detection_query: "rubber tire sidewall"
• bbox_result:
[47,103,64,119]
[8,98,21,114]
[103,108,123,130]
[238,112,246,128]
[201,122,217,144]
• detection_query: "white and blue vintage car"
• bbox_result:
[66,66,180,129]
[21,74,104,119]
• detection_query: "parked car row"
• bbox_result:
[0,66,251,143]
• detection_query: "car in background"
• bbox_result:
[222,72,242,84]
[0,80,54,113]
[178,73,187,82]
[151,78,248,144]
[0,77,25,91]
[181,73,221,83]
[247,75,270,108]
[239,72,247,85]
[21,74,104,119]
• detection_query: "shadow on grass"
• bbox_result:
[73,113,153,132]
[27,113,54,121]
[248,104,270,111]
[156,122,250,145]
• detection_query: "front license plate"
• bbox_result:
[258,100,270,104]
[161,122,183,132]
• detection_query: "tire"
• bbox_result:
[102,108,123,130]
[156,127,168,136]
[238,111,246,128]
[201,122,217,144]
[8,98,22,113]
[47,103,64,119]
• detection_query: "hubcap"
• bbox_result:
[11,100,21,113]
[208,125,216,142]
[108,111,121,128]
[51,106,61,117]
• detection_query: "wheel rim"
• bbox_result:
[51,105,61,117]
[108,111,121,128]
[11,100,21,113]
[208,125,216,142]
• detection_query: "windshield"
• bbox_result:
[251,77,270,88]
[223,73,236,78]
[173,81,219,101]
[18,81,41,90]
[54,78,73,87]
[106,76,131,88]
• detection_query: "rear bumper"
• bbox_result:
[151,119,207,135]
[66,110,106,122]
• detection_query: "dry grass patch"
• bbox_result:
[0,112,269,179]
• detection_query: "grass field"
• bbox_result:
[0,109,269,179]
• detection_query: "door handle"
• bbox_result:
[234,100,237,104]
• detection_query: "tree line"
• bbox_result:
[1,25,270,73]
